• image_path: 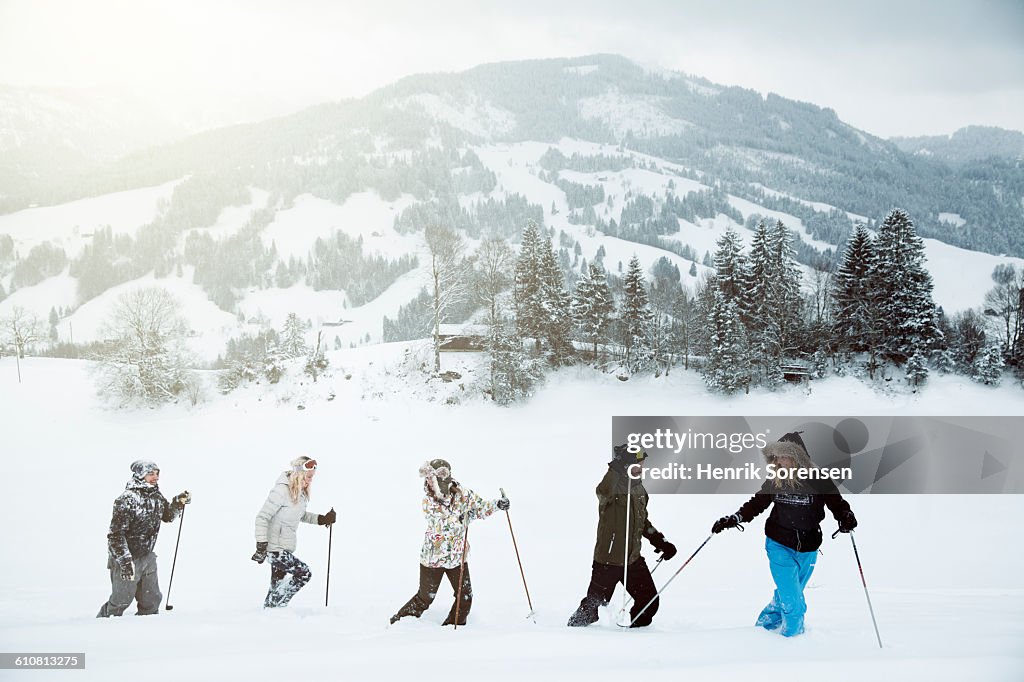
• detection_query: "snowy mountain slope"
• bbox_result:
[0,178,184,259]
[59,269,238,359]
[1,137,1017,359]
[261,191,420,262]
[0,271,78,320]
[3,55,1023,367]
[1,353,1021,681]
[391,93,517,139]
[188,187,271,240]
[236,266,429,349]
[578,90,694,138]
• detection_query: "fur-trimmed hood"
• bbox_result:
[420,459,460,506]
[762,440,813,469]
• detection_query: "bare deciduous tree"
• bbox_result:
[94,287,195,405]
[475,237,514,326]
[425,224,472,373]
[2,306,43,383]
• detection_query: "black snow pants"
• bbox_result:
[392,563,473,625]
[264,550,312,607]
[567,557,659,628]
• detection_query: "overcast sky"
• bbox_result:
[1,0,1021,138]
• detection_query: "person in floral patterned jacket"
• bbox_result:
[390,459,509,626]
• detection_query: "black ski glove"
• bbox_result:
[118,559,135,582]
[837,510,858,533]
[252,541,269,564]
[712,514,742,534]
[317,509,336,526]
[649,532,677,561]
[497,497,510,511]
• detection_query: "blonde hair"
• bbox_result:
[287,456,314,504]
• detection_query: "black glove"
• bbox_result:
[252,541,268,564]
[118,559,135,582]
[173,490,191,506]
[317,509,336,526]
[497,497,510,511]
[649,532,677,561]
[837,510,858,533]
[712,514,742,534]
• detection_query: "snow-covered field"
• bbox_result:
[2,351,1022,682]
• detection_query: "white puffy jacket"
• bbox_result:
[255,473,318,553]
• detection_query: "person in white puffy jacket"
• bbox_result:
[252,456,335,608]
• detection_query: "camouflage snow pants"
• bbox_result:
[264,550,312,608]
[97,551,162,617]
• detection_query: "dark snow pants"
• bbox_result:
[393,563,473,625]
[264,550,312,608]
[568,557,658,628]
[97,551,162,617]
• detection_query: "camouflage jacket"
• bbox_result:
[107,479,180,567]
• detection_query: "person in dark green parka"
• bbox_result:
[567,445,677,628]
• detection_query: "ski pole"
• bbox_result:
[325,507,335,607]
[624,535,712,628]
[165,503,186,611]
[454,498,471,630]
[620,478,632,628]
[842,530,883,648]
[617,556,665,618]
[499,488,535,622]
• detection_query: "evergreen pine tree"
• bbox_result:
[621,256,654,373]
[513,220,546,343]
[538,241,574,365]
[972,344,1004,386]
[770,220,804,359]
[831,224,877,354]
[870,209,940,363]
[571,263,615,360]
[487,323,544,405]
[746,221,782,384]
[702,288,749,394]
[712,227,748,307]
[280,312,309,359]
[905,351,928,388]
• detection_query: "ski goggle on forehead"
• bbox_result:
[293,459,317,472]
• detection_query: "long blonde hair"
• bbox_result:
[287,456,314,504]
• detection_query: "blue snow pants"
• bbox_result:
[756,537,817,636]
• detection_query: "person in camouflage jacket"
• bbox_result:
[97,460,190,617]
[390,459,508,626]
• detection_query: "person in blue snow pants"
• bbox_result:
[711,432,858,637]
[757,538,817,635]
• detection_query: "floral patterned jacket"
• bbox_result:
[419,489,498,569]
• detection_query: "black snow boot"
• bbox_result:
[567,596,603,627]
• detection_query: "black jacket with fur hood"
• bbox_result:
[734,440,853,553]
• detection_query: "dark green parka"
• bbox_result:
[592,465,663,566]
